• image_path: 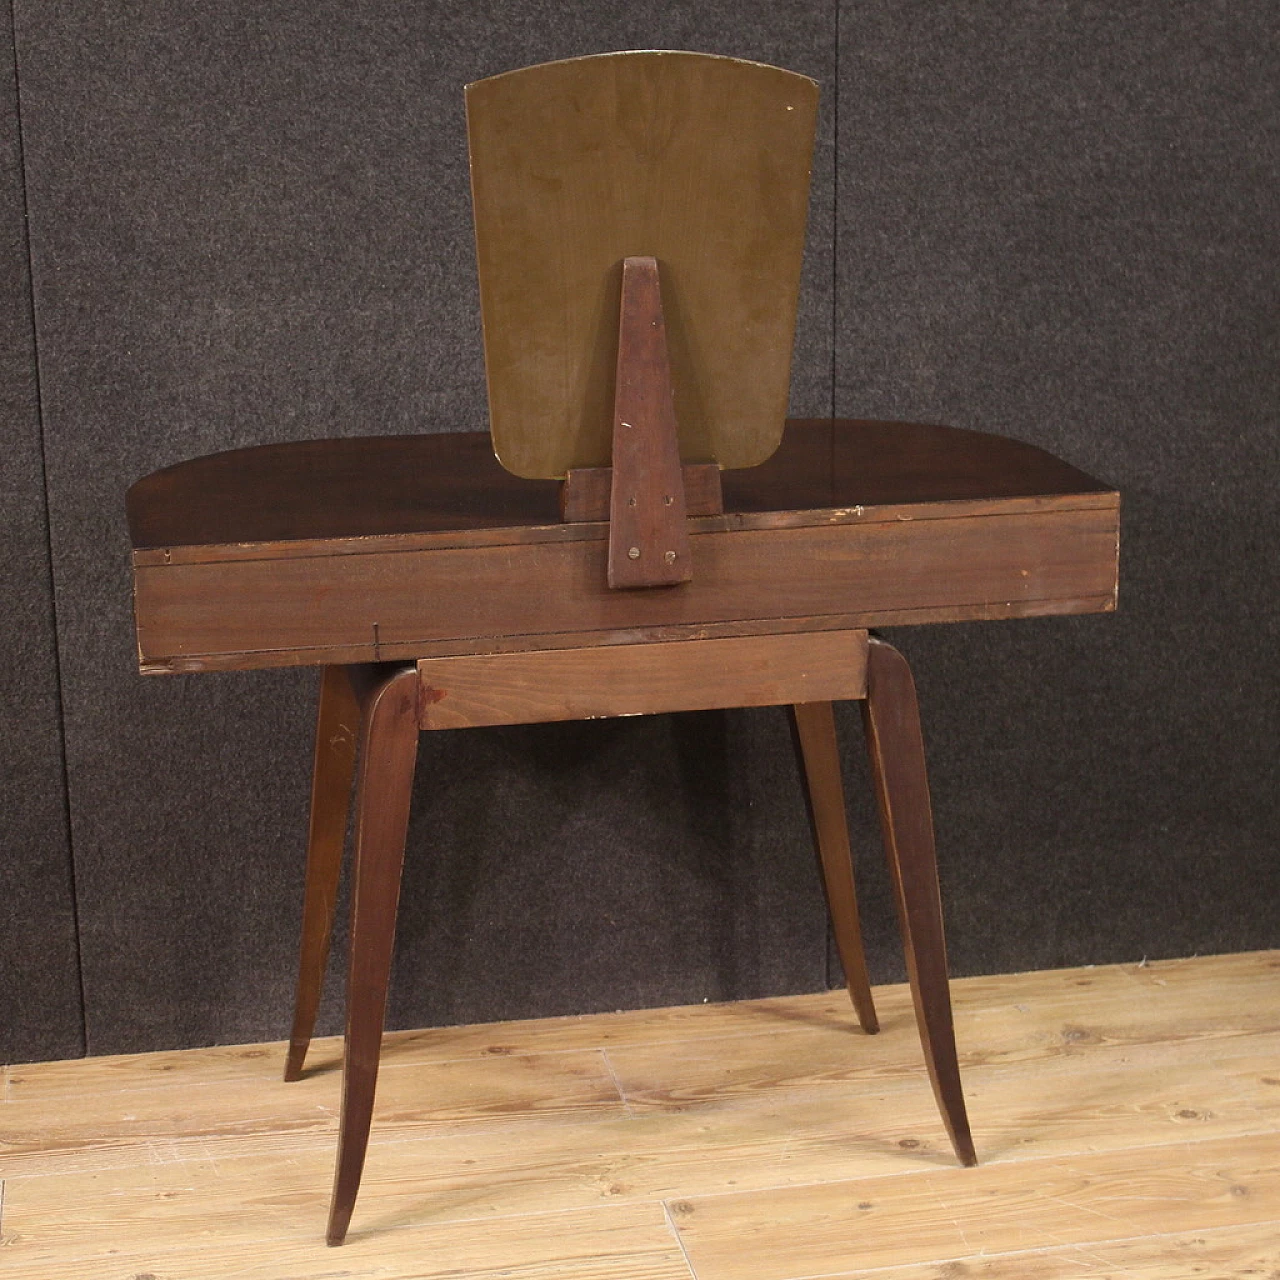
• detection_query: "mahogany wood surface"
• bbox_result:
[284,666,359,1083]
[788,700,879,1034]
[128,420,1118,674]
[606,257,692,588]
[560,461,723,522]
[416,630,868,730]
[466,53,817,477]
[328,664,420,1247]
[126,414,1110,1238]
[862,636,977,1168]
[127,418,1110,549]
[119,407,1109,1242]
[133,504,1117,672]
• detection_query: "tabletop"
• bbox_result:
[128,418,1119,674]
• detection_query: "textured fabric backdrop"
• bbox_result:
[1,2,1275,1061]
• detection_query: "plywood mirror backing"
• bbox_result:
[467,50,819,479]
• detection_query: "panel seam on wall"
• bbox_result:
[829,0,840,433]
[826,0,841,991]
[9,0,89,1057]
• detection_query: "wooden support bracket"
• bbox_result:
[604,256,695,589]
[560,462,722,523]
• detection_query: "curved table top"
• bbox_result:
[128,419,1118,674]
[128,418,1112,551]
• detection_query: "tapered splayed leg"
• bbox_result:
[285,666,361,1082]
[861,637,976,1167]
[327,665,420,1246]
[788,701,878,1033]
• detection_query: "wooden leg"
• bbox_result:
[285,666,361,1082]
[327,664,421,1247]
[788,702,878,1034]
[861,637,977,1167]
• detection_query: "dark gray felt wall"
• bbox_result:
[1,3,1275,1063]
[834,3,1280,978]
[0,1,83,1063]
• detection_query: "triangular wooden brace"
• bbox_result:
[560,462,722,523]
[606,257,694,589]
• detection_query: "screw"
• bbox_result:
[628,546,641,559]
[664,550,677,564]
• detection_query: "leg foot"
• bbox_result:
[286,666,360,1082]
[327,664,420,1245]
[861,637,976,1166]
[789,702,878,1033]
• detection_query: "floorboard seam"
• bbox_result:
[8,1034,1280,1183]
[781,1219,1280,1280]
[6,956,1279,1273]
[663,1198,701,1279]
[12,1113,1280,1189]
[378,1018,846,1059]
[22,1011,1278,1106]
[625,1127,1280,1209]
[601,1048,638,1118]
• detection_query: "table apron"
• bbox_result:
[133,503,1120,674]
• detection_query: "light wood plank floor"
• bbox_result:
[2,951,1278,1278]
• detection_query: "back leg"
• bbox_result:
[861,637,977,1166]
[789,701,879,1034]
[285,665,360,1082]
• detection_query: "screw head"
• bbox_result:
[628,546,641,560]
[664,550,677,564]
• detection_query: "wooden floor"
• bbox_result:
[2,952,1278,1278]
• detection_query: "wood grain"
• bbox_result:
[467,52,817,477]
[788,701,878,1032]
[132,501,1117,672]
[862,636,974,1165]
[285,665,359,1081]
[603,1018,1280,1121]
[9,952,1274,1101]
[127,415,1118,672]
[6,1033,1279,1240]
[329,664,420,1244]
[0,1197,693,1280]
[127,419,1113,553]
[2,954,1277,1278]
[417,631,868,729]
[606,256,693,588]
[819,1223,1280,1279]
[562,461,723,523]
[135,597,1117,674]
[9,1031,1275,1181]
[670,1130,1280,1279]
[0,1047,627,1174]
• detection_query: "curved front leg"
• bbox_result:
[861,637,976,1167]
[327,664,421,1246]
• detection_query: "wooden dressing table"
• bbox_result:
[126,50,1118,1246]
